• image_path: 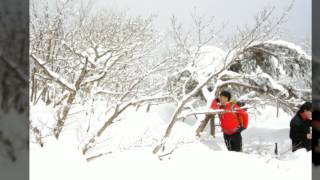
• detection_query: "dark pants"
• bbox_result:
[292,140,311,152]
[223,132,242,152]
[313,150,320,166]
[313,130,320,166]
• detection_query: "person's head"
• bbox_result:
[219,90,231,104]
[298,101,312,120]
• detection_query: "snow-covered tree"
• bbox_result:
[30,0,175,153]
[152,3,311,155]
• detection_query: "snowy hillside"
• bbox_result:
[30,101,311,180]
[28,2,313,179]
[29,37,312,179]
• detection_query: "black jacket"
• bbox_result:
[289,114,311,151]
[313,125,320,165]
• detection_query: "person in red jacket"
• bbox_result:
[211,91,247,152]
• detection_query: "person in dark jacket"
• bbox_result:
[289,102,312,152]
[312,110,320,166]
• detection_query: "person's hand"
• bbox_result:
[307,133,312,140]
[238,127,246,133]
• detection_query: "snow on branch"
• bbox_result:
[264,39,311,59]
[92,45,113,61]
[216,80,266,93]
[62,42,97,68]
[178,106,252,119]
[94,89,123,96]
[116,95,178,118]
[81,72,107,86]
[129,95,179,106]
[119,57,170,102]
[31,54,76,92]
[153,5,292,155]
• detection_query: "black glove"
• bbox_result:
[237,127,246,133]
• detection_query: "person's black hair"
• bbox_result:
[219,90,231,101]
[298,101,312,114]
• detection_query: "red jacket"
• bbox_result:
[210,100,246,135]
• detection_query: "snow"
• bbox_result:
[30,101,311,180]
[30,138,89,180]
[29,38,311,178]
[218,70,241,79]
[29,1,312,178]
[201,85,214,103]
[31,55,77,91]
[260,72,286,92]
[30,101,56,131]
[270,56,286,75]
[86,145,309,180]
[30,138,311,180]
[179,106,252,119]
[193,45,226,82]
[265,39,311,60]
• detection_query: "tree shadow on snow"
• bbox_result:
[197,127,292,156]
[242,127,291,156]
[198,133,224,151]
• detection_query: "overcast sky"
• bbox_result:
[91,0,311,45]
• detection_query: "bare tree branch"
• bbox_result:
[31,54,76,92]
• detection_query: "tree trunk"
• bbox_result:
[53,91,76,139]
[82,110,118,154]
[196,114,215,137]
[152,102,185,154]
[209,115,215,137]
[153,79,218,154]
[97,116,115,137]
[146,103,152,112]
[30,68,37,103]
[82,96,174,155]
[41,84,48,103]
[53,59,88,139]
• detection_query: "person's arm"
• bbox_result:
[305,121,311,140]
[210,98,220,110]
[290,120,308,141]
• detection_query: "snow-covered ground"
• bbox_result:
[29,102,312,180]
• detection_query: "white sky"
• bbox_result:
[90,0,311,45]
